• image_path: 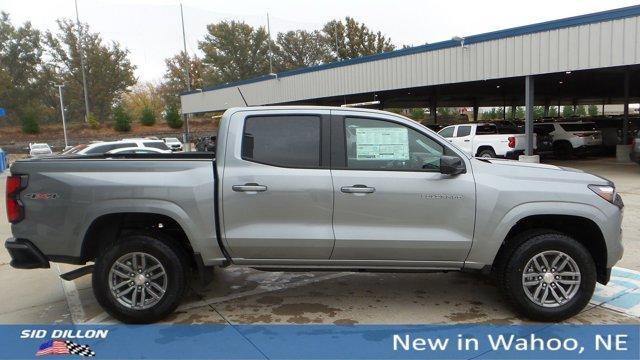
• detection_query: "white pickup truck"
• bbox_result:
[438,122,535,158]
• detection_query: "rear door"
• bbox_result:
[221,110,335,261]
[330,111,476,266]
[453,125,473,155]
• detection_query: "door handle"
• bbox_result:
[341,185,375,194]
[464,139,470,142]
[232,183,267,193]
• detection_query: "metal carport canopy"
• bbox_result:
[180,5,640,114]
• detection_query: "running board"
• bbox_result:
[59,265,94,281]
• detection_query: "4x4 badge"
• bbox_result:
[24,192,59,200]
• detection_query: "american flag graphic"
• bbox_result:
[35,339,96,357]
[35,340,69,356]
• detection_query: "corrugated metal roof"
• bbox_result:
[181,5,640,113]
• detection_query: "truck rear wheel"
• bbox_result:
[498,231,596,322]
[92,233,187,323]
[477,148,496,158]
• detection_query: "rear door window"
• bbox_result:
[242,115,322,168]
[456,125,471,137]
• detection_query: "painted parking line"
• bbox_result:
[591,267,640,317]
[53,263,86,323]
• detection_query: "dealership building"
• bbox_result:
[181,5,640,159]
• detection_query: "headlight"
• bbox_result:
[588,184,616,204]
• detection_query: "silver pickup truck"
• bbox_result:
[5,106,624,323]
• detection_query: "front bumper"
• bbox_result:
[4,238,50,269]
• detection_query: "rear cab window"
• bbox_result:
[143,141,170,150]
[475,124,498,135]
[241,115,322,168]
[85,142,137,155]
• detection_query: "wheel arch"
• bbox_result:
[492,214,608,284]
[80,212,196,267]
[476,145,495,156]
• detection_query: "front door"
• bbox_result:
[221,110,334,260]
[330,112,476,265]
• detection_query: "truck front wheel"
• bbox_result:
[92,233,187,323]
[499,231,596,321]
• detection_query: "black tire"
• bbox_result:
[92,233,188,323]
[478,148,496,158]
[553,141,573,159]
[497,230,596,322]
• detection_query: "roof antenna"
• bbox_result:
[237,87,248,106]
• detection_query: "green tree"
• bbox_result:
[587,104,599,116]
[533,106,545,119]
[160,52,205,107]
[548,106,558,117]
[437,107,454,116]
[562,106,575,117]
[275,30,331,69]
[45,19,136,122]
[0,12,54,125]
[575,105,587,116]
[140,105,156,126]
[164,104,183,129]
[322,17,395,61]
[199,21,273,84]
[86,112,99,129]
[20,109,40,134]
[112,105,131,132]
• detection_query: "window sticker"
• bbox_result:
[355,127,409,160]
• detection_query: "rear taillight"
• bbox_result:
[508,136,516,148]
[6,175,27,223]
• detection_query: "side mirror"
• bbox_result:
[440,155,466,175]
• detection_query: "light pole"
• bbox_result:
[74,0,90,123]
[54,84,69,148]
[180,3,191,151]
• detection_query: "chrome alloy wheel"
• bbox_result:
[108,252,167,310]
[522,250,581,308]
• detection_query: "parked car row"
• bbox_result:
[436,120,603,159]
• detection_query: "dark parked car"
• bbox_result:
[631,134,640,164]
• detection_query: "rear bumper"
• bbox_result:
[505,149,524,159]
[4,238,50,269]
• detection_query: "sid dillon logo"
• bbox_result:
[22,329,106,357]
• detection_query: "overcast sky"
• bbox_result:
[1,0,638,82]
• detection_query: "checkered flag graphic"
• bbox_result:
[65,340,96,357]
